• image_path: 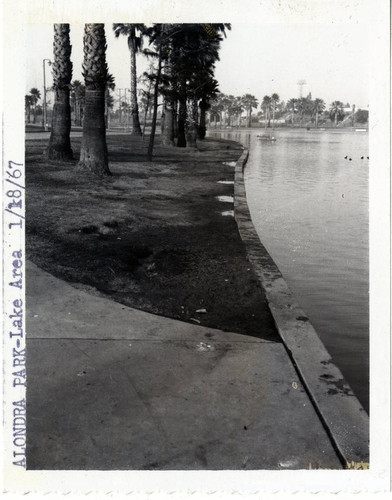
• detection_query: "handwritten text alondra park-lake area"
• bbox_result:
[9,249,26,467]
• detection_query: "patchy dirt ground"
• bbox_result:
[25,134,279,341]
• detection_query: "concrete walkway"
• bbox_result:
[26,261,342,470]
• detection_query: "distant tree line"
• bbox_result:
[208,92,369,128]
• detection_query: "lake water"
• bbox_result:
[209,128,369,412]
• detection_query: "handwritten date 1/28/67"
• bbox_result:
[6,161,24,230]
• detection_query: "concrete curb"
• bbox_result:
[234,148,369,466]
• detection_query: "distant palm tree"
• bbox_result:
[329,100,344,126]
[313,98,326,128]
[286,98,297,124]
[113,23,145,135]
[77,23,111,176]
[220,94,233,126]
[25,95,33,123]
[47,23,73,160]
[209,95,224,127]
[297,97,311,126]
[30,88,41,123]
[262,95,272,128]
[241,93,258,127]
[271,93,280,128]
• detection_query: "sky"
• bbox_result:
[25,22,370,110]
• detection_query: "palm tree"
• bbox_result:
[312,98,325,128]
[198,76,219,139]
[209,95,224,127]
[138,65,155,137]
[286,98,297,125]
[241,94,258,128]
[168,23,228,147]
[262,95,272,128]
[230,96,244,127]
[30,88,41,123]
[296,97,310,126]
[145,23,165,160]
[25,95,33,123]
[77,23,111,176]
[113,23,145,135]
[270,93,280,128]
[329,100,344,126]
[47,24,73,160]
[219,94,233,126]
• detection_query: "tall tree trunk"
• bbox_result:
[161,99,175,146]
[47,24,73,160]
[185,98,198,149]
[173,99,178,139]
[147,29,163,161]
[47,89,73,159]
[247,107,251,128]
[129,38,142,136]
[78,88,109,175]
[197,99,208,139]
[315,111,319,129]
[104,89,109,129]
[177,92,187,147]
[77,24,110,176]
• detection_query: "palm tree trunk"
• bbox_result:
[247,107,251,128]
[47,24,73,160]
[315,111,319,129]
[197,99,207,139]
[177,80,187,147]
[173,99,178,138]
[161,99,175,146]
[47,88,73,159]
[185,97,198,149]
[129,40,142,136]
[104,89,108,129]
[198,107,206,139]
[77,24,110,176]
[147,30,163,161]
[78,88,109,175]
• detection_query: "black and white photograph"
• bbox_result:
[2,0,391,496]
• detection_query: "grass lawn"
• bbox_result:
[25,134,279,340]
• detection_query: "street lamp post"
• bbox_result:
[43,59,52,131]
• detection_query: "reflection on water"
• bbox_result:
[210,128,369,412]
